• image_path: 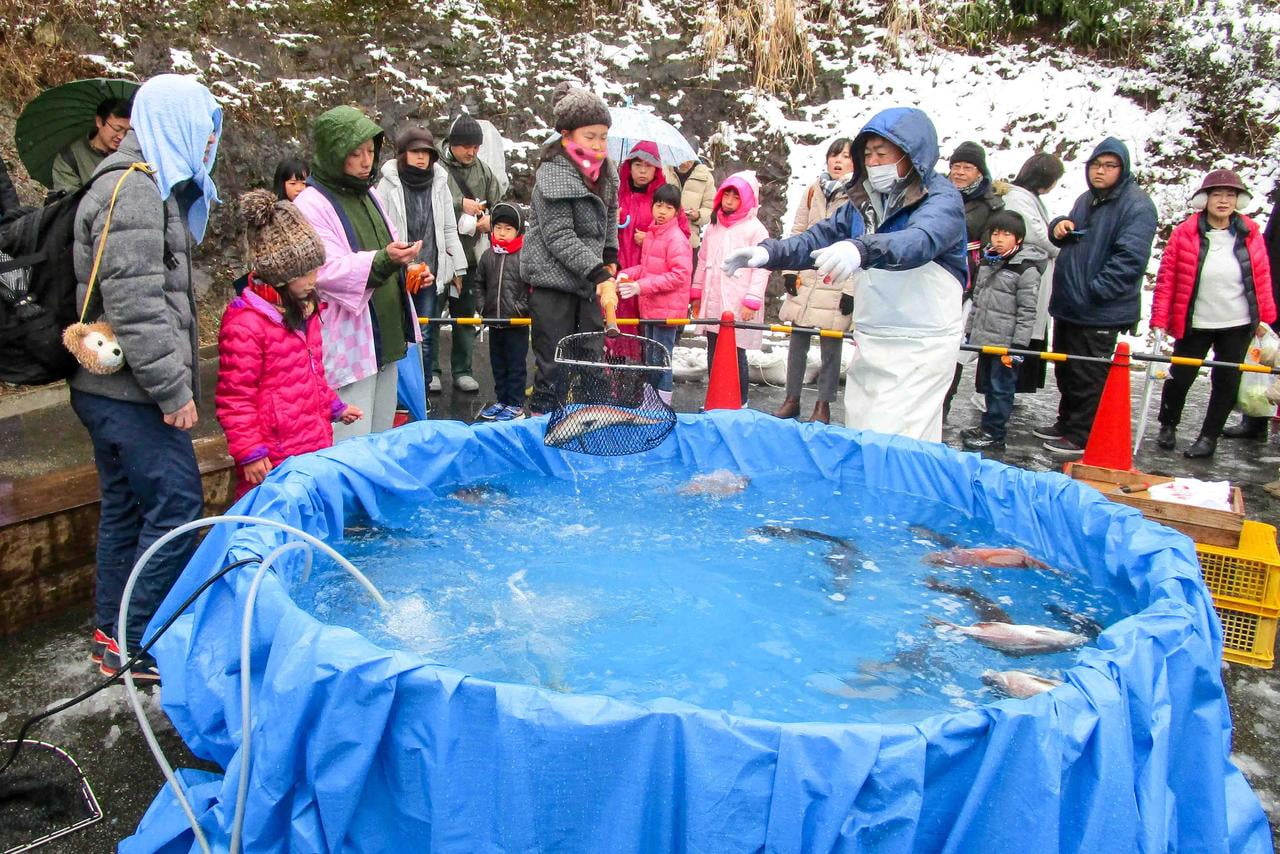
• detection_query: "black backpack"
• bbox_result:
[0,164,144,386]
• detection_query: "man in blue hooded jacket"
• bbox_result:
[1034,137,1157,456]
[723,107,967,441]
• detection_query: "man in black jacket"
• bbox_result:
[1035,137,1157,456]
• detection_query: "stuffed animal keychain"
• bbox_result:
[61,162,154,375]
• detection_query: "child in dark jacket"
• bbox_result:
[960,210,1045,451]
[476,202,531,420]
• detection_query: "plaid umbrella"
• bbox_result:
[16,77,140,188]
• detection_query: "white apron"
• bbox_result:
[843,263,963,442]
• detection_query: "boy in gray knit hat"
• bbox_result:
[521,81,618,415]
[438,113,504,393]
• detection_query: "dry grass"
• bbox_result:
[883,0,950,60]
[0,0,104,110]
[701,0,816,98]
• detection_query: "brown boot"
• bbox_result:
[809,400,831,424]
[773,397,801,419]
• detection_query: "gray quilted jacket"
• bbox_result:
[521,144,619,299]
[966,242,1047,349]
[70,133,198,413]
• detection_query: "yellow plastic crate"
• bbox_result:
[1196,521,1280,616]
[1215,603,1277,669]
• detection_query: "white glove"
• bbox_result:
[722,246,770,277]
[617,280,639,299]
[811,241,862,281]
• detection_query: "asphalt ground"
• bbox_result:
[2,328,1277,851]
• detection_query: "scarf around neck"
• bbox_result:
[562,139,605,184]
[492,234,524,254]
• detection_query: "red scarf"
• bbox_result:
[562,140,605,183]
[492,234,524,254]
[246,272,280,305]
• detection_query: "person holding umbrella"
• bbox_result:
[51,97,133,192]
[1150,169,1275,458]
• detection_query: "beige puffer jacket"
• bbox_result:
[779,178,857,332]
[663,163,716,249]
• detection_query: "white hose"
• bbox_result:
[231,540,311,854]
[117,514,390,854]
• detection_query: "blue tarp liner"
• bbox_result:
[122,412,1273,852]
[395,341,427,422]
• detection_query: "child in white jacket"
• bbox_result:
[692,172,769,405]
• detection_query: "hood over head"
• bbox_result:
[311,106,384,192]
[849,108,941,188]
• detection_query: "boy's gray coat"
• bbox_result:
[521,147,619,300]
[70,132,198,413]
[966,243,1047,349]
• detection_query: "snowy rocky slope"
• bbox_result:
[4,0,1278,318]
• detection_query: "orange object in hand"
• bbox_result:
[406,262,432,295]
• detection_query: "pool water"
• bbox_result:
[294,465,1123,724]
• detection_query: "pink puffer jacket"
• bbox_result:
[216,288,347,473]
[692,172,770,349]
[620,215,693,319]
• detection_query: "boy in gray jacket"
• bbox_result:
[961,210,1046,451]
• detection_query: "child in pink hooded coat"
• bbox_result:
[692,172,769,405]
[217,191,362,499]
[619,183,692,403]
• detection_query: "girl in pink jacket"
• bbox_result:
[619,184,692,403]
[217,191,362,498]
[692,172,769,405]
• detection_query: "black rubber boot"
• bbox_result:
[1156,424,1176,450]
[1183,435,1217,459]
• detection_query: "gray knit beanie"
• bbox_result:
[552,81,612,133]
[239,189,326,286]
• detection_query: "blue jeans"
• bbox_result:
[412,287,438,381]
[980,355,1018,441]
[70,390,204,651]
[641,323,679,393]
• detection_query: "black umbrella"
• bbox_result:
[16,77,140,188]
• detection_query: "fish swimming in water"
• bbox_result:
[929,618,1088,657]
[908,525,959,548]
[753,525,859,591]
[923,547,1050,570]
[981,669,1063,698]
[449,483,510,505]
[544,404,667,448]
[923,576,1013,623]
[679,469,751,497]
[1044,603,1104,639]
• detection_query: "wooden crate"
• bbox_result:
[1064,462,1244,548]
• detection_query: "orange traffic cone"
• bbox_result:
[1080,341,1133,470]
[704,311,742,411]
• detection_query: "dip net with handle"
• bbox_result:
[544,330,676,456]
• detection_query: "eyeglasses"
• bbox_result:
[1089,161,1122,171]
[104,121,130,136]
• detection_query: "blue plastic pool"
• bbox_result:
[123,413,1272,853]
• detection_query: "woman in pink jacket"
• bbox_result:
[692,172,769,405]
[217,191,362,498]
[1150,169,1275,458]
[619,184,692,403]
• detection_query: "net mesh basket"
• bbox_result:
[544,331,676,456]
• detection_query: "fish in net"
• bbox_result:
[545,330,676,456]
[0,741,102,852]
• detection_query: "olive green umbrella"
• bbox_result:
[15,77,140,188]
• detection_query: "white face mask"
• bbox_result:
[866,159,905,193]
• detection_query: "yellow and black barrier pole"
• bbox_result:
[418,317,1280,376]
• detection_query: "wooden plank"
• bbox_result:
[0,439,235,637]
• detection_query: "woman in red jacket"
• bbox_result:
[217,191,362,498]
[1150,170,1276,458]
